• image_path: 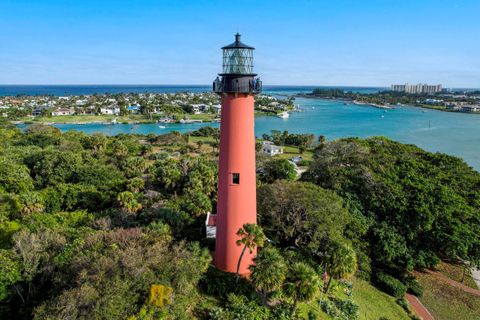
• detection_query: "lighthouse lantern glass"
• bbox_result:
[222,48,253,74]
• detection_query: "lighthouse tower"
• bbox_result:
[213,34,262,275]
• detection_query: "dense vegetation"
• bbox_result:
[0,121,479,319]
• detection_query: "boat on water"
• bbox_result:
[277,111,289,119]
[158,125,166,129]
[111,118,118,124]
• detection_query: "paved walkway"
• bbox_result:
[406,293,434,320]
[471,267,480,290]
[424,269,480,297]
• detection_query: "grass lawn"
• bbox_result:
[186,113,218,121]
[21,114,155,124]
[296,278,411,320]
[436,261,478,290]
[418,104,448,111]
[352,278,411,320]
[277,145,314,161]
[414,270,480,320]
[19,113,219,124]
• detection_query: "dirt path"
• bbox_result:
[471,267,480,290]
[424,269,480,297]
[406,293,434,320]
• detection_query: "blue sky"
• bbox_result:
[0,0,479,87]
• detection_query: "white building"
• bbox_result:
[100,106,121,115]
[391,83,442,94]
[191,104,209,114]
[262,141,284,156]
[205,212,217,239]
[52,108,75,116]
[212,104,221,114]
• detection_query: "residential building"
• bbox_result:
[127,105,141,114]
[52,108,75,116]
[211,104,221,114]
[191,103,209,114]
[100,106,120,115]
[262,141,284,156]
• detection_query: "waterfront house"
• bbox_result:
[52,108,75,116]
[32,108,43,116]
[127,105,141,114]
[212,104,221,114]
[191,104,209,114]
[100,106,121,115]
[262,141,284,156]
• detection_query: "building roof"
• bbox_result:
[221,33,254,50]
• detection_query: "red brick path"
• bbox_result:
[406,293,434,320]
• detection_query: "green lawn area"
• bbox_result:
[18,113,219,124]
[277,145,314,161]
[418,104,448,111]
[21,114,155,124]
[186,113,218,121]
[415,270,480,320]
[189,136,216,143]
[352,278,411,320]
[296,278,411,320]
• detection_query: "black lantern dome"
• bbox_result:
[213,34,261,94]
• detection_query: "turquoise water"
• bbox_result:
[18,97,480,170]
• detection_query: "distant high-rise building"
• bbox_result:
[391,83,442,94]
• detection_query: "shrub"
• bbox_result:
[199,266,256,299]
[406,279,424,297]
[209,294,270,320]
[396,298,409,312]
[319,297,359,320]
[374,272,406,298]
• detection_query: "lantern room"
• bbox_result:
[213,34,262,94]
[222,33,254,75]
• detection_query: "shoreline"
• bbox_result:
[296,94,480,114]
[11,112,278,126]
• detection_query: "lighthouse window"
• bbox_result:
[232,173,240,185]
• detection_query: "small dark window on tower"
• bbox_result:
[232,173,240,185]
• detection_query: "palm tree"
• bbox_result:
[249,246,287,305]
[283,262,320,306]
[236,223,265,277]
[325,241,357,292]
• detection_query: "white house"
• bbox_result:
[100,106,121,115]
[262,141,284,156]
[191,104,209,114]
[212,104,221,114]
[52,108,75,116]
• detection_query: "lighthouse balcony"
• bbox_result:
[213,76,262,94]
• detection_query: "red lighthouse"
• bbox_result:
[213,34,262,275]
